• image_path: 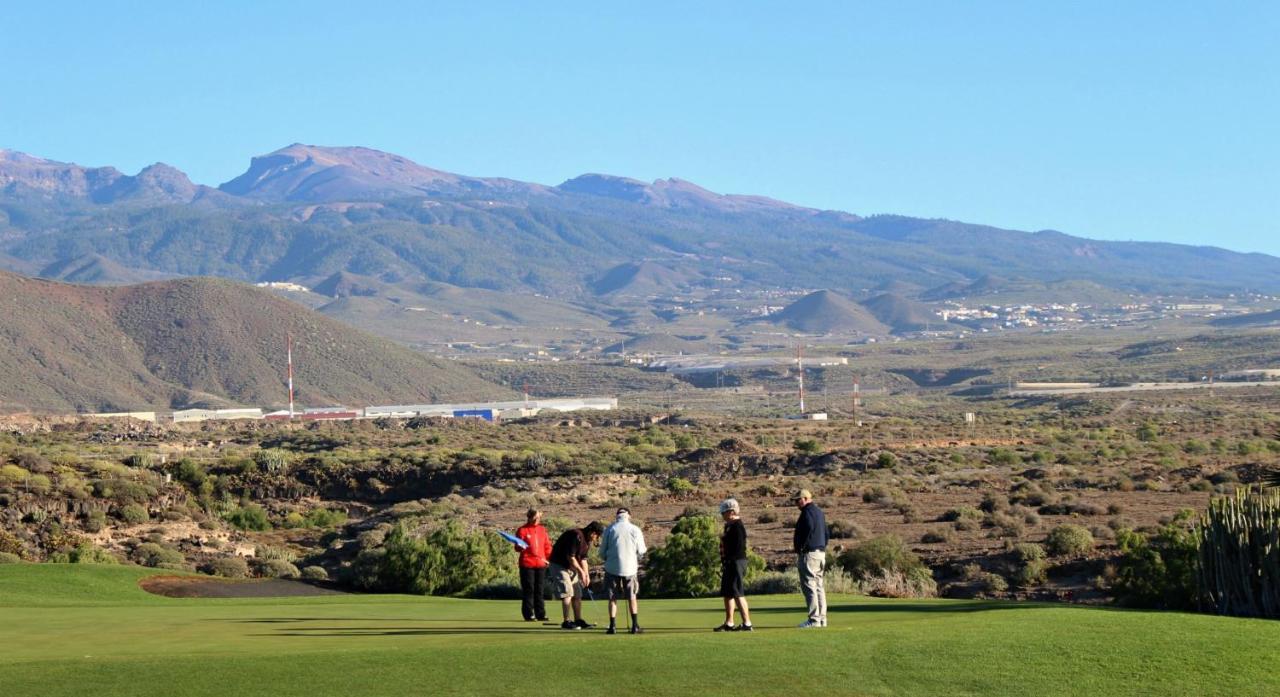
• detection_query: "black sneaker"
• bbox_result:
[630,625,644,635]
[574,619,595,629]
[535,617,549,622]
[523,618,535,622]
[606,626,617,635]
[733,624,753,632]
[560,621,580,630]
[713,623,735,632]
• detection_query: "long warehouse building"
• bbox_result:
[363,397,617,419]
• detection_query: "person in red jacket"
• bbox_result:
[515,508,553,622]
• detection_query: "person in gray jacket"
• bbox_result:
[599,507,647,634]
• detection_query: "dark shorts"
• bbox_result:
[721,558,748,599]
[604,573,639,601]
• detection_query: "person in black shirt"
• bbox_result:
[547,521,603,630]
[792,489,828,628]
[714,498,753,632]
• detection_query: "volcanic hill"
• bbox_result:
[0,271,509,412]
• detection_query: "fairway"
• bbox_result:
[2,565,1278,697]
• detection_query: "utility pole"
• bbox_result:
[287,333,295,419]
[852,374,861,426]
[797,344,806,415]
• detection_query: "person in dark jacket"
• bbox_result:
[547,521,604,630]
[792,489,828,628]
[714,498,753,632]
[514,508,552,622]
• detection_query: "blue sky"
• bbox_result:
[2,2,1277,254]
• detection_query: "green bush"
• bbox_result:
[975,571,1009,593]
[1183,439,1209,455]
[921,529,951,544]
[309,508,347,527]
[1113,521,1197,609]
[175,459,207,489]
[828,519,865,540]
[257,559,301,579]
[206,556,250,578]
[223,504,271,531]
[666,477,695,495]
[876,451,898,469]
[645,515,765,596]
[285,507,347,529]
[1046,525,1094,557]
[0,529,24,556]
[0,551,22,564]
[942,506,984,522]
[989,448,1019,465]
[132,542,185,568]
[119,504,149,525]
[1012,543,1046,563]
[254,544,297,562]
[83,510,108,533]
[744,570,800,595]
[0,464,31,486]
[301,565,329,581]
[840,535,924,579]
[50,542,118,564]
[793,439,821,454]
[367,520,516,595]
[254,448,295,474]
[1013,559,1049,587]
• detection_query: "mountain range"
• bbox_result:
[3,143,1279,312]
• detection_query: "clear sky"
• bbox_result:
[2,2,1277,255]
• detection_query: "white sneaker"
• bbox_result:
[797,619,821,629]
[819,618,828,627]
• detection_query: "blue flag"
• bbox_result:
[496,530,528,549]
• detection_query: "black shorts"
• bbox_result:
[720,558,748,599]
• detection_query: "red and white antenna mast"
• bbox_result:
[797,344,806,414]
[287,333,295,419]
[523,381,530,409]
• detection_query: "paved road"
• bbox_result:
[1011,382,1280,396]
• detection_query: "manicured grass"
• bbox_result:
[2,564,1278,697]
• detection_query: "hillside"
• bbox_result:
[592,261,694,296]
[0,271,509,412]
[764,290,890,334]
[37,253,175,285]
[1211,309,1280,328]
[861,292,939,333]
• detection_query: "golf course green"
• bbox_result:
[2,564,1277,696]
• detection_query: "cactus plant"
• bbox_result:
[1197,487,1280,618]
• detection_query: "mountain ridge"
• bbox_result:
[3,144,1280,298]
